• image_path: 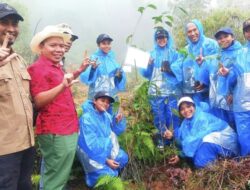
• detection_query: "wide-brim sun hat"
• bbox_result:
[30,25,71,54]
[177,96,195,109]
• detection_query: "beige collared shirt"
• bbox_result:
[0,54,34,156]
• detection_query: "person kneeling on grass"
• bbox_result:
[77,91,128,187]
[164,96,239,168]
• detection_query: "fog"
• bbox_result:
[5,0,250,65]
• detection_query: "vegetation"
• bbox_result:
[4,0,250,189]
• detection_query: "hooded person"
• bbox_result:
[77,91,128,187]
[79,34,126,100]
[140,27,182,149]
[165,97,239,168]
[221,19,250,156]
[208,27,242,127]
[180,19,219,108]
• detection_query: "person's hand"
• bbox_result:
[0,34,17,66]
[106,159,120,169]
[148,58,154,65]
[115,68,122,79]
[195,48,204,65]
[62,73,78,87]
[163,129,173,140]
[194,81,206,91]
[115,112,123,123]
[226,94,233,105]
[168,155,180,165]
[79,57,90,71]
[89,58,99,69]
[218,64,229,76]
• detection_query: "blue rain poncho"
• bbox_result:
[181,19,219,99]
[208,40,242,110]
[176,107,238,167]
[80,49,126,99]
[77,100,128,187]
[225,41,250,156]
[140,29,182,97]
[140,28,181,140]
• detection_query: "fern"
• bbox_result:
[94,175,126,190]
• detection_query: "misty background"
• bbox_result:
[3,0,250,67]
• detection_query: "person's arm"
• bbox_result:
[72,57,90,79]
[111,113,126,136]
[34,73,77,109]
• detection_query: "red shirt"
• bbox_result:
[28,56,78,135]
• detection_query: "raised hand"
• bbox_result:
[218,63,229,76]
[195,48,204,65]
[0,34,17,66]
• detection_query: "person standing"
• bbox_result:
[181,19,219,108]
[28,25,88,190]
[0,3,35,190]
[140,27,182,149]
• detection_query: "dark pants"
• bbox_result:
[0,147,35,190]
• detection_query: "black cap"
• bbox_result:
[214,27,234,39]
[155,29,169,39]
[0,3,23,21]
[243,18,250,32]
[96,34,113,44]
[94,91,115,103]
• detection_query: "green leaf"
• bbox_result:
[147,4,157,10]
[166,15,174,22]
[165,21,173,27]
[152,15,163,24]
[178,7,188,15]
[126,34,133,44]
[137,6,145,14]
[142,136,155,155]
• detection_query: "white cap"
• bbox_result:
[177,96,194,108]
[56,23,78,41]
[30,25,71,54]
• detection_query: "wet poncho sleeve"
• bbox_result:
[78,116,112,164]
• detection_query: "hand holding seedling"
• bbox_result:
[0,34,17,66]
[168,155,180,165]
[163,129,173,140]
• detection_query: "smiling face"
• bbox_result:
[216,33,234,49]
[156,36,168,47]
[39,37,65,64]
[186,23,200,43]
[94,97,111,112]
[0,15,20,47]
[98,40,112,54]
[179,102,195,119]
[244,27,250,41]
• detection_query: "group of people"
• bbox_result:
[140,18,250,169]
[1,2,250,190]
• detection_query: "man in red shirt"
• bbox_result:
[28,25,89,190]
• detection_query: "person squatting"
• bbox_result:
[1,2,250,189]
